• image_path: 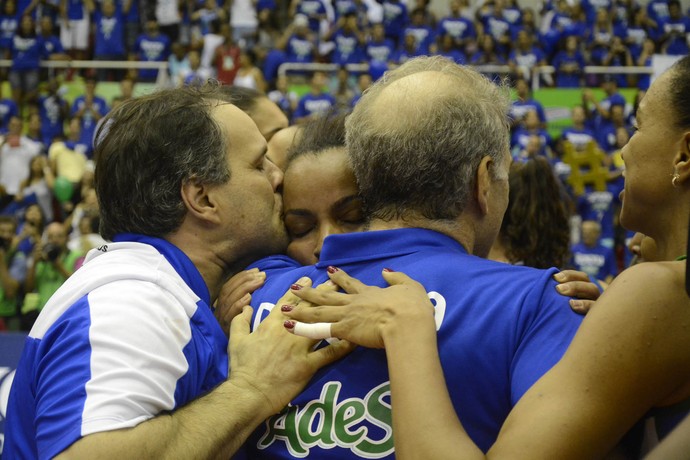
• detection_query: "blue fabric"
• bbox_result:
[242,228,583,457]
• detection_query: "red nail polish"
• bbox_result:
[383,268,395,272]
[327,266,339,273]
[290,283,302,290]
[284,320,295,329]
[281,304,293,312]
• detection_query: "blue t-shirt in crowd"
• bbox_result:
[570,242,618,281]
[294,92,336,120]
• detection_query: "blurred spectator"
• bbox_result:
[268,74,298,120]
[581,0,612,25]
[9,14,44,107]
[93,0,127,81]
[659,0,690,56]
[601,36,633,87]
[412,0,436,26]
[469,34,506,69]
[190,0,227,38]
[0,83,20,134]
[291,0,327,35]
[510,77,546,129]
[234,49,267,92]
[596,103,631,153]
[552,35,585,88]
[403,7,436,54]
[37,78,68,146]
[481,0,512,56]
[324,11,365,65]
[155,0,182,43]
[231,0,258,46]
[168,41,190,84]
[208,22,240,85]
[23,221,80,328]
[349,71,371,107]
[0,116,41,206]
[70,76,108,157]
[181,49,211,86]
[514,133,549,162]
[570,220,617,284]
[133,19,171,82]
[436,33,466,64]
[15,203,44,256]
[333,0,368,28]
[511,109,552,158]
[437,0,476,54]
[622,7,654,61]
[635,38,655,90]
[0,215,27,330]
[48,116,88,194]
[381,0,408,46]
[561,105,599,151]
[329,66,354,112]
[67,213,106,268]
[64,186,99,239]
[277,13,317,65]
[508,29,547,84]
[582,78,628,132]
[122,0,140,53]
[392,32,425,64]
[646,0,670,28]
[365,21,395,63]
[577,173,623,250]
[59,0,91,61]
[294,71,336,123]
[38,14,68,63]
[0,0,19,59]
[586,8,615,66]
[25,112,44,153]
[13,155,54,223]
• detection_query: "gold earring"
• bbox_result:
[672,173,681,187]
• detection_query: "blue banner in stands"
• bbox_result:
[0,332,27,456]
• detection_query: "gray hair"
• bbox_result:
[345,56,511,221]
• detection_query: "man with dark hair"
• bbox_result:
[239,56,583,458]
[3,85,352,458]
[219,85,288,142]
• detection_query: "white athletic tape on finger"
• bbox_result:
[293,321,333,340]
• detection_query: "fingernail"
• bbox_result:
[554,273,565,281]
[281,304,293,312]
[290,284,302,291]
[327,266,339,273]
[570,300,583,309]
[383,267,394,272]
[257,271,266,280]
[284,320,295,329]
[556,284,567,293]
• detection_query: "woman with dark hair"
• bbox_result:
[489,157,571,269]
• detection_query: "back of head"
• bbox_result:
[94,86,230,241]
[287,111,346,165]
[345,56,510,221]
[218,85,263,114]
[501,157,571,268]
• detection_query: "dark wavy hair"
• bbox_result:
[500,157,572,269]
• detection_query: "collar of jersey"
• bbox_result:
[316,227,468,268]
[112,233,210,306]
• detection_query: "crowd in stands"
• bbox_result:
[0,0,686,331]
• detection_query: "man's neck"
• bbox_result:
[367,216,474,255]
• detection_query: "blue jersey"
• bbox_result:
[38,94,66,144]
[71,95,109,155]
[10,34,45,70]
[570,242,618,280]
[4,234,228,459]
[576,180,623,245]
[94,10,126,57]
[294,92,336,120]
[510,98,547,124]
[0,97,19,134]
[135,33,170,79]
[437,15,476,41]
[0,14,18,51]
[365,38,395,62]
[382,0,407,41]
[242,228,583,458]
[331,30,363,65]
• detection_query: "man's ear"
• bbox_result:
[475,155,493,216]
[180,178,221,224]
